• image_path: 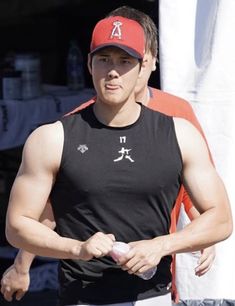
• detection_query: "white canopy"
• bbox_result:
[159,0,235,300]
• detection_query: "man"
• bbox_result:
[1,7,216,304]
[4,15,232,306]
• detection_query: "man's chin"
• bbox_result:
[101,95,125,106]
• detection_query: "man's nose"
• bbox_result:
[107,66,119,79]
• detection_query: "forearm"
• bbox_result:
[12,203,57,272]
[14,249,35,274]
[6,217,82,259]
[159,208,231,256]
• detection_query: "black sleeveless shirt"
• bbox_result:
[50,103,182,305]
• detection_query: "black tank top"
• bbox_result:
[50,103,182,305]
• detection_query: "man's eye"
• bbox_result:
[122,59,131,64]
[99,57,109,62]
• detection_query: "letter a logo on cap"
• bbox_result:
[90,16,145,59]
[110,21,122,39]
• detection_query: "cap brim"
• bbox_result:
[90,43,142,59]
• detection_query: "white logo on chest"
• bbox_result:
[77,144,88,154]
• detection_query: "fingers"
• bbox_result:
[1,277,12,302]
[107,233,115,242]
[92,232,115,257]
[118,248,154,276]
[195,249,215,276]
[195,257,213,276]
[200,247,216,264]
[120,255,141,274]
[81,232,115,260]
[1,285,14,302]
[126,261,148,275]
[0,265,30,301]
[15,289,27,301]
[91,242,112,258]
[1,282,27,302]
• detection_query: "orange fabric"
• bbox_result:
[65,99,95,115]
[65,87,210,303]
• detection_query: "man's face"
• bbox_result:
[135,50,157,95]
[89,47,142,106]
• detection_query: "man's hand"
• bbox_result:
[195,245,216,276]
[118,239,162,276]
[78,232,115,261]
[0,264,30,302]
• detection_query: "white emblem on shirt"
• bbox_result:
[77,144,88,154]
[113,136,134,163]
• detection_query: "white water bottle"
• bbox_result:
[110,241,157,280]
[14,53,41,100]
[67,40,85,90]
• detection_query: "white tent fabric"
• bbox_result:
[159,0,235,300]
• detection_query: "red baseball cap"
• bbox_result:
[90,16,145,59]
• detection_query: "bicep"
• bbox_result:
[183,162,227,214]
[40,200,56,229]
[174,118,228,214]
[184,105,214,164]
[7,122,63,224]
[8,166,53,222]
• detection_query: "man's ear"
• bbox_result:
[138,60,145,79]
[141,55,157,72]
[151,57,157,71]
[87,54,92,74]
[141,56,148,69]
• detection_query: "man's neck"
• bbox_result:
[135,86,150,106]
[94,97,141,127]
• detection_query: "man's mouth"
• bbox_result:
[105,84,121,90]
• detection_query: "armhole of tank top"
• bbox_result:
[57,119,66,171]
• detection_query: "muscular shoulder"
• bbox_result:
[173,117,201,143]
[23,121,64,173]
[26,121,63,147]
[173,117,209,165]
